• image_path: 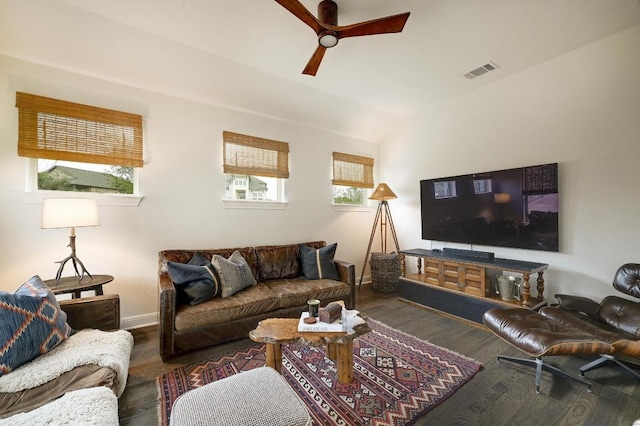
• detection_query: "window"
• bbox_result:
[16,92,143,197]
[522,163,559,215]
[332,152,373,205]
[222,131,288,203]
[37,160,135,194]
[473,179,492,194]
[434,181,457,199]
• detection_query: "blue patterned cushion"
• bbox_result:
[211,251,257,298]
[0,276,72,376]
[168,253,221,305]
[299,243,341,280]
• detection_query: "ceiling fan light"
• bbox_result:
[318,32,338,48]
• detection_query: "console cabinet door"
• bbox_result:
[460,265,485,296]
[423,259,440,286]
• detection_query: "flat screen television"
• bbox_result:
[420,163,559,252]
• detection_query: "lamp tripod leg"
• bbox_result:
[383,202,400,253]
[358,202,383,289]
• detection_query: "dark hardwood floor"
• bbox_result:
[119,285,640,425]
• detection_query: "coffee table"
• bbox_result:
[249,316,370,384]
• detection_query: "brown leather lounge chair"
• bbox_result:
[483,263,640,393]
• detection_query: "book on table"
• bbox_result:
[297,310,365,333]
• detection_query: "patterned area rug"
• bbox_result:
[157,319,482,425]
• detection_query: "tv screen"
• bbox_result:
[420,163,559,252]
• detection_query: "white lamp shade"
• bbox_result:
[42,198,100,229]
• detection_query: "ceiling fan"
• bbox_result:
[275,0,410,76]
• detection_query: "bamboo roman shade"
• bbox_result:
[223,131,289,179]
[16,92,143,167]
[332,152,374,188]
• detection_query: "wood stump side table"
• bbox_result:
[44,275,114,299]
[249,317,371,384]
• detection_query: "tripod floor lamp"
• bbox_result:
[358,183,400,288]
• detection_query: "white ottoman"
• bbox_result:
[169,367,311,426]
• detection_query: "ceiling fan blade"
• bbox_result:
[274,0,324,34]
[302,45,327,76]
[337,12,410,39]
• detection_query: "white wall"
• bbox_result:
[0,56,380,326]
[382,25,640,301]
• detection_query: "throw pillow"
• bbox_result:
[167,253,221,306]
[299,243,341,281]
[0,276,72,377]
[211,250,257,298]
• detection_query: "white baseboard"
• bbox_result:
[121,312,157,330]
[359,275,372,285]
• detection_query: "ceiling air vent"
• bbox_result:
[464,62,499,79]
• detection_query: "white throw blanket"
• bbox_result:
[0,329,133,397]
[0,386,119,426]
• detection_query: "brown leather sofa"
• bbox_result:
[158,241,355,360]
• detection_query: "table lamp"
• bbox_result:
[358,183,400,287]
[42,198,100,283]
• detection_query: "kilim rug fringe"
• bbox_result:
[157,319,482,425]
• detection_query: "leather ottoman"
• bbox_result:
[483,308,615,393]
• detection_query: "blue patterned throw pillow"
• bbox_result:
[0,276,72,376]
[168,253,221,305]
[299,243,341,281]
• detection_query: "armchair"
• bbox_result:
[484,263,640,393]
[539,263,640,379]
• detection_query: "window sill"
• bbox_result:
[332,204,374,212]
[20,191,144,207]
[221,199,288,210]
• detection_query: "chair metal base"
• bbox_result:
[580,354,640,380]
[497,355,592,393]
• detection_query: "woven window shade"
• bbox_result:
[223,131,289,179]
[332,152,374,188]
[16,92,143,167]
[522,163,558,195]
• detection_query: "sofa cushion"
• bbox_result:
[212,251,258,298]
[299,243,341,281]
[159,247,259,282]
[168,253,221,305]
[255,241,327,282]
[263,278,351,309]
[0,276,72,377]
[175,283,279,332]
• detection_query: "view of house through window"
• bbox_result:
[37,159,135,195]
[224,174,279,201]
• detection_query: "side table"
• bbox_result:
[44,275,114,299]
